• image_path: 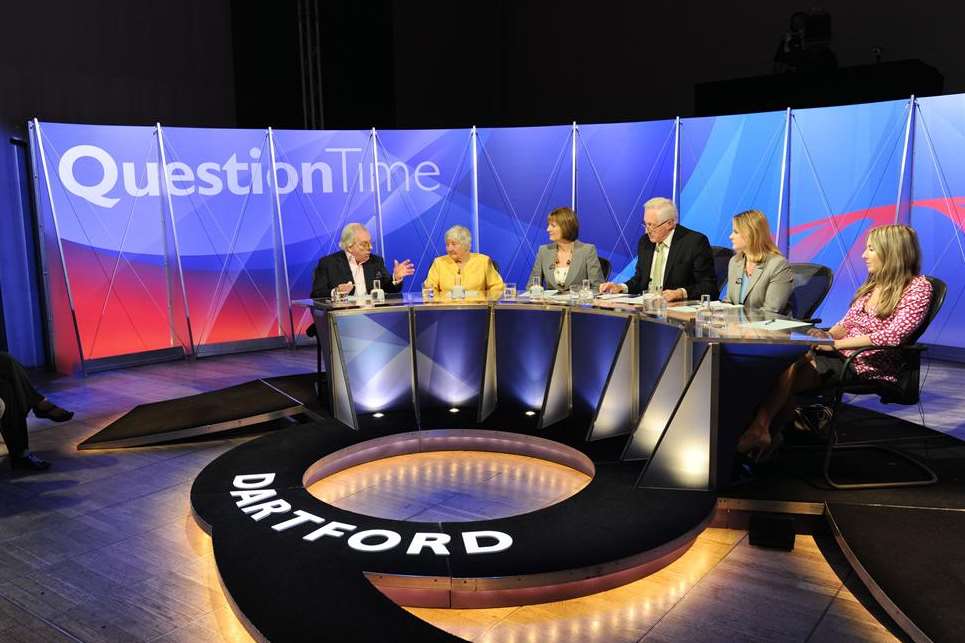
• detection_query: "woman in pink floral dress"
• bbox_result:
[737,224,933,456]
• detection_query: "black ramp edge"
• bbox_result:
[828,503,965,643]
[80,380,299,448]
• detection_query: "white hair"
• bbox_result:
[444,225,472,250]
[644,197,678,224]
[338,222,368,250]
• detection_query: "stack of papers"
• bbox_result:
[743,319,813,331]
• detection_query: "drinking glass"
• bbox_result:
[581,279,592,302]
[504,282,517,300]
[528,276,544,300]
[421,286,434,302]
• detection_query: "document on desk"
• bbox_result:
[668,302,742,313]
[744,319,814,331]
[597,295,646,304]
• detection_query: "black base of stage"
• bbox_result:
[81,377,965,642]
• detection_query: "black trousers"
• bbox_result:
[0,352,44,456]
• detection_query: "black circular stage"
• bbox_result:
[191,420,716,642]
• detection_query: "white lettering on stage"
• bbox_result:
[228,473,512,556]
[58,144,443,207]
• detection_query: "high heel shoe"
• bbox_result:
[737,430,771,455]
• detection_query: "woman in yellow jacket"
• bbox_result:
[424,225,504,298]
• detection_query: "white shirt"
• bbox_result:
[346,251,367,295]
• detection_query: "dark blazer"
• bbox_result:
[310,251,402,299]
[624,224,718,298]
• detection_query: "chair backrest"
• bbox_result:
[906,276,947,345]
[598,256,612,281]
[710,246,734,294]
[788,263,834,320]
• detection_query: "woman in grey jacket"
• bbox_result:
[724,209,794,314]
[528,207,605,291]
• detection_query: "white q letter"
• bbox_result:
[58,145,119,208]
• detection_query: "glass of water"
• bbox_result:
[421,285,434,302]
[504,282,517,300]
[528,276,544,300]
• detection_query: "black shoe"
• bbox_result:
[10,452,51,471]
[33,401,74,422]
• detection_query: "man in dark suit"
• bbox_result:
[600,197,718,301]
[310,223,415,299]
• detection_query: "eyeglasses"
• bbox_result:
[644,220,670,231]
[353,241,373,249]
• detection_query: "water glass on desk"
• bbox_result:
[371,279,385,303]
[580,279,593,303]
[421,284,434,302]
[710,302,727,328]
[695,296,712,328]
[528,276,544,301]
[504,282,517,301]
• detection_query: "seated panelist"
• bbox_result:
[527,207,604,291]
[310,222,414,299]
[424,225,504,298]
[599,197,717,302]
[737,224,933,456]
[724,209,794,314]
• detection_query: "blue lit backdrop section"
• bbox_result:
[570,313,628,414]
[788,100,908,325]
[678,111,786,250]
[273,129,374,335]
[335,311,413,414]
[377,129,474,293]
[576,120,675,282]
[414,308,488,409]
[638,320,683,410]
[161,127,281,348]
[910,95,965,349]
[476,125,573,287]
[36,123,181,361]
[494,308,563,411]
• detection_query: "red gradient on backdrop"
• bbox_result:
[63,241,174,359]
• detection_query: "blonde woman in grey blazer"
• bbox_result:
[724,209,794,314]
[528,207,605,291]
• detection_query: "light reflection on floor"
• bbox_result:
[308,450,591,521]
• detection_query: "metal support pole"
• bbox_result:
[371,128,385,256]
[471,126,480,252]
[895,95,916,225]
[571,121,578,210]
[268,127,295,345]
[776,107,792,255]
[32,118,87,374]
[157,123,196,356]
[672,117,681,206]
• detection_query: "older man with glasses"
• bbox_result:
[310,222,415,299]
[599,197,717,302]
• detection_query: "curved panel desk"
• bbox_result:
[304,294,829,492]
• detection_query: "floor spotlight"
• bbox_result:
[373,412,384,418]
[525,410,536,416]
[448,407,460,414]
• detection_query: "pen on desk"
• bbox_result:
[761,319,775,325]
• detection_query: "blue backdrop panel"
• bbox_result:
[571,313,628,414]
[414,307,488,409]
[161,127,282,348]
[576,120,675,283]
[272,129,374,334]
[36,122,178,361]
[639,320,684,410]
[494,307,562,410]
[476,125,573,287]
[679,111,786,251]
[335,310,413,414]
[910,95,965,348]
[376,129,474,293]
[788,100,908,324]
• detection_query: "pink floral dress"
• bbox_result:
[836,275,932,383]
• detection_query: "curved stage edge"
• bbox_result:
[191,423,717,641]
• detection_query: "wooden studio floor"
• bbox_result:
[3,346,958,641]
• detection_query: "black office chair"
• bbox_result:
[816,276,946,489]
[710,246,734,296]
[598,256,612,281]
[788,263,834,322]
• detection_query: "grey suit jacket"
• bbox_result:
[528,241,605,291]
[725,253,794,314]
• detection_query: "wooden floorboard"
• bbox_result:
[1,346,951,641]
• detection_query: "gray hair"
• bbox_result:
[644,197,678,224]
[444,225,472,250]
[338,222,368,250]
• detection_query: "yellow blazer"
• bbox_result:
[425,253,504,298]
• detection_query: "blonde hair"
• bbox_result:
[733,210,780,263]
[852,224,922,318]
[548,207,579,241]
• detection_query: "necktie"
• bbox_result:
[650,242,666,290]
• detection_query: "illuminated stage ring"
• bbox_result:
[191,423,716,642]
